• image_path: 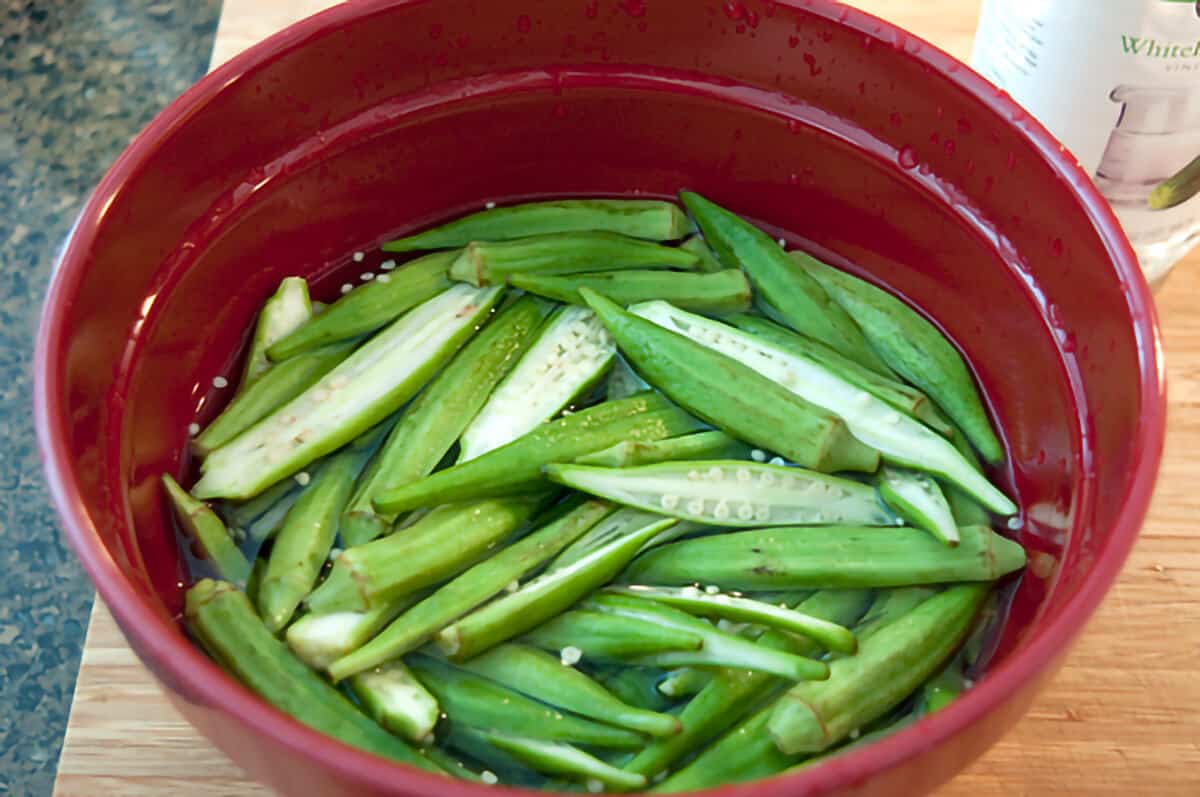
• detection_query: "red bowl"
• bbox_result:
[34,1,1165,795]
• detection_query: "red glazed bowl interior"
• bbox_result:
[35,1,1165,795]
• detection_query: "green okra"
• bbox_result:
[407,655,645,749]
[240,276,312,387]
[631,301,1014,514]
[185,580,441,773]
[679,190,890,374]
[574,430,751,469]
[373,393,706,514]
[726,314,952,436]
[878,466,959,546]
[266,251,454,361]
[195,341,357,455]
[162,475,251,585]
[508,269,753,316]
[522,609,706,659]
[680,235,726,273]
[916,653,966,715]
[193,284,504,501]
[244,556,266,609]
[258,432,379,633]
[435,514,678,661]
[651,705,792,791]
[480,730,649,792]
[794,252,1006,464]
[850,587,939,647]
[220,478,298,532]
[442,724,545,788]
[582,593,830,682]
[347,660,440,744]
[327,500,613,679]
[244,485,304,547]
[607,585,857,654]
[383,199,694,252]
[457,305,615,462]
[945,426,992,527]
[548,508,686,571]
[768,584,989,754]
[307,495,546,614]
[624,525,1026,591]
[606,356,649,401]
[449,231,700,287]
[596,667,674,713]
[451,643,681,738]
[1149,154,1200,211]
[580,290,879,474]
[656,668,711,699]
[419,746,486,783]
[545,460,900,528]
[629,589,873,781]
[340,295,551,545]
[285,590,427,670]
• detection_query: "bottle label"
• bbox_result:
[972,0,1200,280]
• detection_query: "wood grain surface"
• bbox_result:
[53,2,1200,795]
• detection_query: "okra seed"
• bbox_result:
[754,507,771,522]
[485,201,497,209]
[352,251,365,262]
[328,547,342,560]
[1006,516,1022,530]
[505,580,520,593]
[313,389,330,403]
[687,499,705,515]
[660,494,680,510]
[481,771,499,785]
[706,466,724,481]
[849,728,861,739]
[760,472,776,486]
[705,584,720,595]
[736,467,752,482]
[212,376,229,389]
[294,471,311,486]
[777,237,787,247]
[379,259,397,270]
[376,274,391,283]
[187,423,200,436]
[360,272,374,281]
[560,645,582,666]
[586,779,604,794]
[340,283,353,294]
[681,585,702,598]
[769,456,785,466]
[687,469,702,481]
[737,503,755,520]
[713,500,731,520]
[751,449,767,462]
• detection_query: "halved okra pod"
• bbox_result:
[508,269,752,316]
[266,251,454,361]
[580,290,879,474]
[573,430,751,468]
[624,525,1026,590]
[347,660,440,744]
[382,199,694,252]
[457,305,615,462]
[306,495,548,614]
[877,466,960,546]
[435,513,678,661]
[448,231,700,287]
[768,584,989,754]
[582,593,830,682]
[477,730,649,792]
[340,295,551,545]
[544,460,900,528]
[162,475,251,586]
[257,427,382,632]
[451,643,681,738]
[239,276,312,388]
[185,580,442,773]
[626,589,873,781]
[679,190,890,374]
[373,392,705,514]
[630,300,1015,514]
[726,313,952,436]
[794,252,1005,464]
[608,585,858,654]
[328,500,613,679]
[406,654,645,749]
[195,340,357,455]
[193,284,503,501]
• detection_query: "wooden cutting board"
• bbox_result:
[53,2,1200,795]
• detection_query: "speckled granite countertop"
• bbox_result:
[0,2,220,793]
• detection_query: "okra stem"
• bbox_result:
[347,660,440,744]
